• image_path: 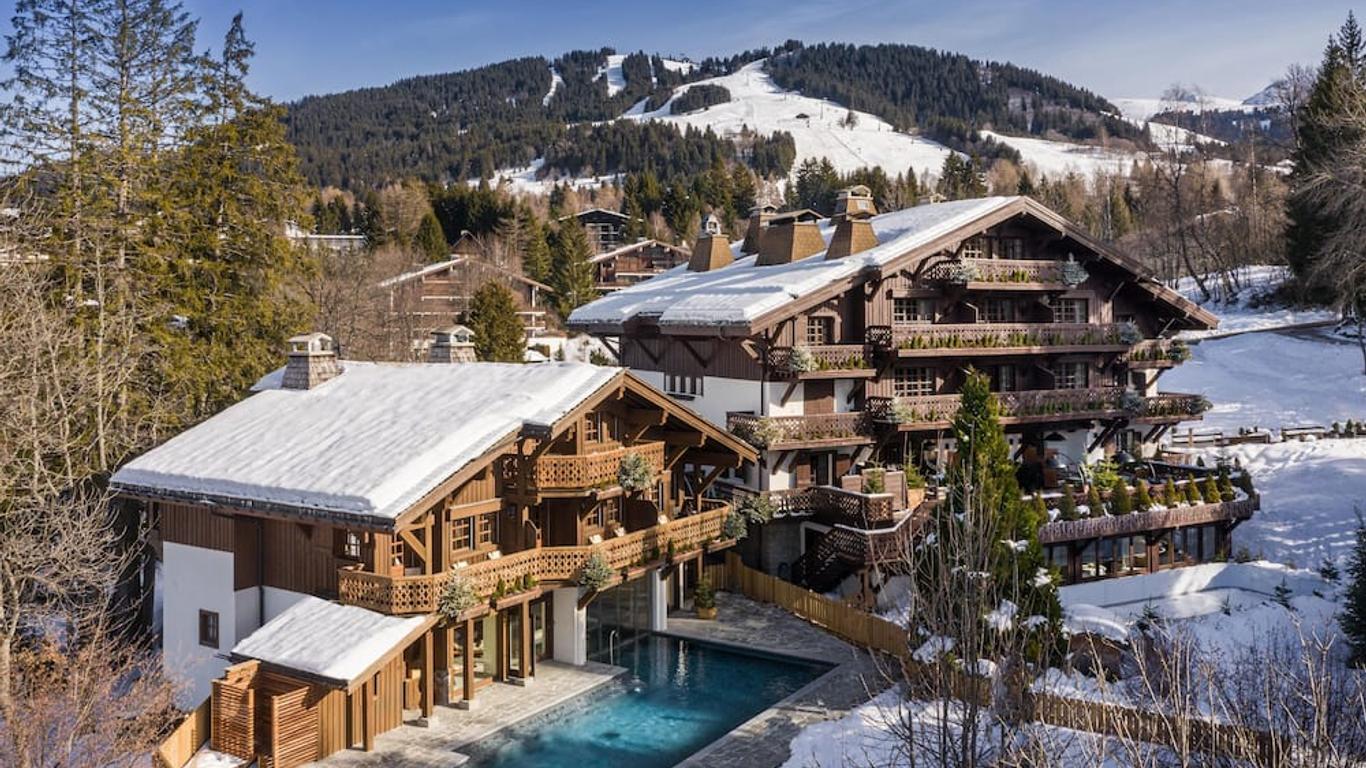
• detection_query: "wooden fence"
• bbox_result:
[708,552,1283,763]
[153,696,212,768]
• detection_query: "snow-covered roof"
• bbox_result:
[232,596,429,684]
[112,362,620,522]
[588,238,688,264]
[378,255,553,291]
[569,197,1018,331]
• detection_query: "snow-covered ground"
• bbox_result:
[1112,95,1252,123]
[979,130,1145,179]
[542,65,563,107]
[1160,266,1365,566]
[1174,265,1338,339]
[595,54,628,97]
[620,59,954,177]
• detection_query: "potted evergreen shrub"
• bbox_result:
[787,346,819,374]
[438,572,482,621]
[618,451,654,493]
[904,462,928,509]
[693,576,718,620]
[578,551,614,594]
[1059,482,1078,521]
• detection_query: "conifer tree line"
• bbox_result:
[0,1,313,760]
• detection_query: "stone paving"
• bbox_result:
[314,660,623,767]
[669,591,892,768]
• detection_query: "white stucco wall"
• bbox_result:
[162,542,235,706]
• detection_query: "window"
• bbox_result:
[894,367,935,397]
[961,236,984,259]
[452,517,473,552]
[893,298,935,324]
[597,497,621,530]
[583,414,600,443]
[990,364,1019,392]
[994,237,1023,260]
[983,298,1017,324]
[198,610,219,649]
[665,374,703,398]
[335,530,363,561]
[476,513,498,547]
[1054,298,1089,324]
[805,316,833,345]
[1054,362,1089,390]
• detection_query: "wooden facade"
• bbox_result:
[132,369,754,766]
[591,238,690,292]
[381,256,553,354]
[572,195,1245,592]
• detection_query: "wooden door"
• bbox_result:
[804,381,834,415]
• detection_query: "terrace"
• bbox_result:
[866,322,1138,357]
[866,388,1210,431]
[726,411,871,450]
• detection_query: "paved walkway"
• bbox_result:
[315,660,623,767]
[670,592,892,768]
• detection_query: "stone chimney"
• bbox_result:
[688,214,733,272]
[740,203,778,255]
[282,332,342,390]
[756,210,826,267]
[429,325,477,363]
[826,185,880,260]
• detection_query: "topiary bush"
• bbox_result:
[1086,483,1104,516]
[1184,474,1202,505]
[1059,482,1078,521]
[579,551,614,592]
[438,572,480,619]
[618,451,655,492]
[1134,479,1154,510]
[1164,478,1181,507]
[1110,479,1133,515]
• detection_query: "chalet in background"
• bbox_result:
[561,208,633,254]
[112,338,752,765]
[591,238,690,292]
[570,190,1258,599]
[379,255,553,355]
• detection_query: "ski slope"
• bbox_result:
[621,59,954,177]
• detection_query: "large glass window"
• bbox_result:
[1201,526,1218,563]
[894,367,935,397]
[1054,298,1089,324]
[893,298,935,324]
[1054,362,1089,390]
[984,298,1017,323]
[989,364,1019,392]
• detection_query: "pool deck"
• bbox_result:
[313,660,624,767]
[668,592,892,768]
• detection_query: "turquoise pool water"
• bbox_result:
[460,633,829,768]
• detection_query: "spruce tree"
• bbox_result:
[1086,483,1104,517]
[1059,482,1078,522]
[1110,479,1133,515]
[1133,479,1154,511]
[522,219,552,284]
[1344,515,1366,666]
[468,281,526,363]
[415,211,448,262]
[550,217,597,315]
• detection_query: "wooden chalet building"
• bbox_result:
[569,189,1257,596]
[591,238,690,292]
[560,207,634,254]
[112,336,752,766]
[379,255,553,354]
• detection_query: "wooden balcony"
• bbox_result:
[727,411,871,450]
[867,387,1207,430]
[338,501,732,615]
[1125,339,1192,369]
[767,344,875,379]
[1038,495,1258,545]
[503,440,666,495]
[923,257,1078,290]
[753,485,897,525]
[867,322,1137,357]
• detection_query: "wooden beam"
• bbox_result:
[520,600,533,679]
[664,444,690,471]
[362,679,375,751]
[462,618,476,704]
[421,630,434,718]
[398,528,429,568]
[662,430,706,448]
[780,381,800,408]
[679,450,744,468]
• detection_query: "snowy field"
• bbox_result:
[622,59,953,177]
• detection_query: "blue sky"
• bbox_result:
[1,0,1357,102]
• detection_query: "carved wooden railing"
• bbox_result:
[727,411,870,449]
[766,344,872,377]
[923,257,1069,286]
[880,322,1137,355]
[338,501,731,614]
[1139,392,1211,420]
[828,505,932,567]
[1038,495,1258,545]
[869,387,1149,428]
[502,440,666,492]
[744,485,895,524]
[1125,339,1191,368]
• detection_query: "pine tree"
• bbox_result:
[550,218,597,315]
[1344,515,1366,666]
[1273,579,1294,611]
[1059,482,1078,521]
[468,282,525,363]
[522,218,552,283]
[415,210,448,262]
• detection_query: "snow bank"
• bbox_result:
[1060,562,1325,614]
[1063,603,1129,643]
[231,596,426,683]
[112,362,618,520]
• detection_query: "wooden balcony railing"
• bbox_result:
[767,344,874,378]
[745,485,896,525]
[826,505,932,567]
[1125,339,1191,369]
[338,501,731,615]
[923,257,1077,288]
[503,440,666,492]
[866,322,1138,356]
[1038,495,1258,545]
[1138,392,1211,421]
[727,411,871,450]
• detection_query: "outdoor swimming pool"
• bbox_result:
[459,633,830,768]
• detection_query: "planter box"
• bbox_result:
[492,587,543,611]
[695,606,717,620]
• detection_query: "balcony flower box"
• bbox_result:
[493,586,543,611]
